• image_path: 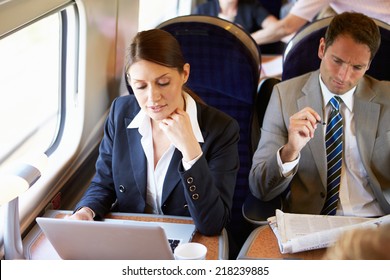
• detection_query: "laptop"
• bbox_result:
[36,217,196,260]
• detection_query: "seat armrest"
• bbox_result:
[242,193,281,225]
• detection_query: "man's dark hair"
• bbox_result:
[324,12,381,61]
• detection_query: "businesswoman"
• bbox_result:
[70,29,240,236]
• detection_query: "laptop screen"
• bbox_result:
[36,217,196,260]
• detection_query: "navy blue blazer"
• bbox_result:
[75,94,240,235]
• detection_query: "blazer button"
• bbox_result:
[186,177,194,184]
[189,185,196,192]
[320,192,325,198]
[192,193,199,200]
[184,204,188,208]
[119,185,126,193]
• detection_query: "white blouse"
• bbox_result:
[127,93,204,214]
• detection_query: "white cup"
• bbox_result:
[174,242,207,260]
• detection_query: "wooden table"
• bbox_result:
[23,210,228,260]
[237,225,326,260]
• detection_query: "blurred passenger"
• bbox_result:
[280,0,336,20]
[324,224,390,260]
[70,29,240,236]
[194,0,281,53]
[249,12,390,217]
[251,0,390,45]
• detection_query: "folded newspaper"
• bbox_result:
[268,209,390,254]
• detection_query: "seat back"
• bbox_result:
[282,16,390,81]
[156,15,261,256]
[243,76,282,227]
[251,77,281,155]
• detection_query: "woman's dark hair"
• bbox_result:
[125,29,202,103]
[324,12,381,61]
[126,29,186,73]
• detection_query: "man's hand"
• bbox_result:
[281,107,322,162]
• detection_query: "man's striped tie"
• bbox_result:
[321,96,343,215]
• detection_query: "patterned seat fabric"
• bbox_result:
[157,15,261,257]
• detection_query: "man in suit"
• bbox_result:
[249,12,390,217]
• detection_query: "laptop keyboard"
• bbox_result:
[168,239,181,253]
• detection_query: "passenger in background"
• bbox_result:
[280,0,337,20]
[70,29,240,236]
[324,224,390,259]
[249,12,390,217]
[279,0,296,19]
[251,0,390,45]
[194,0,279,48]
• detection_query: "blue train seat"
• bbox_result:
[156,15,261,258]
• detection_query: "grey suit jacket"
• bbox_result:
[249,70,390,214]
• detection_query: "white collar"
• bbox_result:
[319,74,355,112]
[127,92,204,143]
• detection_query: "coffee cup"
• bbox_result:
[174,242,207,260]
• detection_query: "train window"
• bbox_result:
[0,14,60,170]
[139,0,192,30]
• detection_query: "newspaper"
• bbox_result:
[268,209,390,254]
